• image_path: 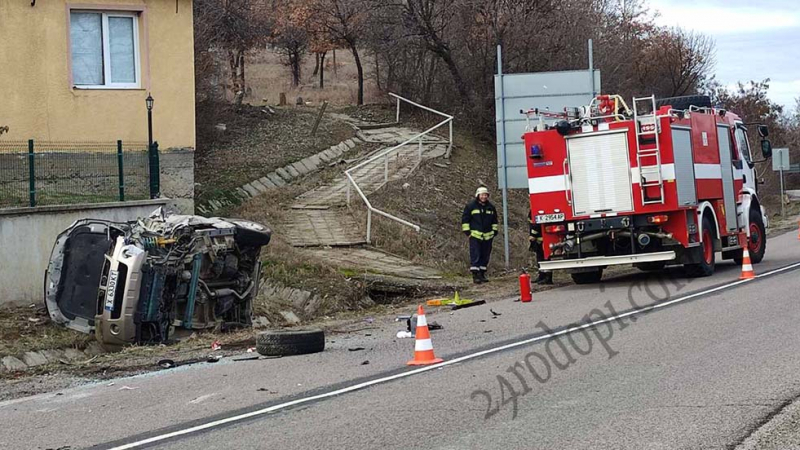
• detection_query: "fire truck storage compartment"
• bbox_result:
[716,125,738,232]
[671,126,698,206]
[567,129,633,216]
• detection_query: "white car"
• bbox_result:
[44,209,271,349]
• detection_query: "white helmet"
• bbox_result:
[475,186,490,197]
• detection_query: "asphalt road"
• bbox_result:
[2,231,800,449]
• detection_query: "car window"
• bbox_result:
[734,125,752,164]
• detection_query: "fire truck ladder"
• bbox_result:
[633,95,665,205]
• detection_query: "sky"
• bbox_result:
[648,0,800,110]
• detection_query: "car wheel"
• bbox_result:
[685,215,716,277]
[571,269,603,285]
[256,329,325,357]
[734,208,766,265]
[228,219,272,247]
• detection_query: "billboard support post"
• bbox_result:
[497,45,511,269]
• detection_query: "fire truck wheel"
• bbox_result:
[734,208,767,265]
[571,269,604,285]
[685,215,716,277]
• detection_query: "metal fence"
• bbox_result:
[0,140,153,208]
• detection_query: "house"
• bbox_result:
[0,0,196,211]
[0,0,195,148]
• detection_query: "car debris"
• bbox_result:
[44,208,271,350]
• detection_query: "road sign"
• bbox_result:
[773,148,790,171]
[495,40,600,268]
[772,148,791,218]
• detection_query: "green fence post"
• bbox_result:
[117,140,125,201]
[28,139,35,207]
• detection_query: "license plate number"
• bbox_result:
[104,269,119,312]
[535,213,565,224]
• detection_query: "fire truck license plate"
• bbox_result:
[535,213,565,224]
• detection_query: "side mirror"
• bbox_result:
[761,139,772,158]
[758,125,769,138]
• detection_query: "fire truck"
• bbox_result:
[523,94,774,284]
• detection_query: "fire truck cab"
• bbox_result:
[524,94,773,284]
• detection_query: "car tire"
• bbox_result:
[228,219,272,247]
[734,208,767,265]
[571,269,603,285]
[256,329,325,357]
[685,215,716,277]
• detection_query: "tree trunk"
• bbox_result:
[313,53,320,76]
[350,44,364,105]
[332,49,337,78]
[228,49,246,97]
[319,52,326,89]
[434,46,471,107]
[374,53,382,92]
[290,51,301,87]
[238,50,246,95]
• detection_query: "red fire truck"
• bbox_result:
[524,94,774,284]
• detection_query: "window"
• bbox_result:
[734,124,753,165]
[70,11,140,88]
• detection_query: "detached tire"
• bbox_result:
[256,329,325,357]
[571,269,603,285]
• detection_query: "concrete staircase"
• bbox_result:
[277,123,448,279]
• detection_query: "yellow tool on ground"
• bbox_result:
[426,291,486,309]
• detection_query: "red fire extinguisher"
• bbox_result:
[519,271,532,303]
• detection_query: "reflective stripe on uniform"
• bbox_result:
[470,230,495,240]
[471,209,481,215]
[461,223,470,231]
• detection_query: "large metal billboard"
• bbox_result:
[495,69,601,189]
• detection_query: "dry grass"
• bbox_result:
[363,130,534,276]
[0,306,94,357]
[244,48,383,107]
[195,103,355,204]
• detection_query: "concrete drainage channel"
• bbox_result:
[196,136,363,216]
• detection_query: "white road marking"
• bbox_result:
[109,261,800,450]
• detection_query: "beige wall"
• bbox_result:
[0,199,168,306]
[0,0,195,149]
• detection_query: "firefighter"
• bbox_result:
[529,211,553,285]
[461,186,498,284]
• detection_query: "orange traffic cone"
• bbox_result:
[407,305,444,366]
[739,245,756,280]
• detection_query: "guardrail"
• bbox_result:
[345,93,453,243]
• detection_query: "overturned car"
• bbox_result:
[45,209,271,349]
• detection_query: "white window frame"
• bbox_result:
[70,10,141,89]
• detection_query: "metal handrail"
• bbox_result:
[345,93,453,243]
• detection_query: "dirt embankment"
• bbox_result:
[195,103,354,206]
[365,128,534,275]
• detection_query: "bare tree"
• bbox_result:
[312,0,369,104]
[194,0,271,96]
[271,1,311,87]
